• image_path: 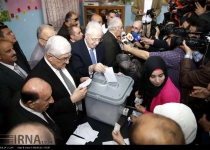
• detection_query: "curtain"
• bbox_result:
[41,0,80,29]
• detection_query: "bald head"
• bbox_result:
[21,78,54,113]
[129,113,185,145]
[132,20,143,33]
[22,78,51,101]
[7,122,55,145]
[91,14,103,25]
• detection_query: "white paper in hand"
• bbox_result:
[104,67,117,83]
[134,97,143,105]
[113,122,121,134]
[78,78,92,88]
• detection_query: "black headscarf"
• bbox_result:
[138,56,168,111]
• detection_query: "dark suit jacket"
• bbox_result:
[4,91,64,145]
[0,60,30,114]
[57,22,70,41]
[102,31,122,73]
[71,39,106,77]
[13,41,31,71]
[26,58,82,142]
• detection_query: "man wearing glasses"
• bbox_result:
[102,17,123,73]
[30,24,56,69]
[26,35,89,142]
[71,21,107,77]
[58,11,79,41]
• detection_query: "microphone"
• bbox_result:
[121,31,134,44]
[132,32,141,42]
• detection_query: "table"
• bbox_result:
[79,106,136,145]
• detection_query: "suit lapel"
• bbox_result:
[41,59,70,96]
[16,60,30,73]
[0,63,25,83]
[81,40,93,65]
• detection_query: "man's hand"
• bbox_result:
[195,2,206,16]
[80,77,90,83]
[134,41,144,48]
[112,130,125,145]
[70,87,87,103]
[190,84,210,99]
[180,40,194,55]
[93,63,107,73]
[138,10,144,16]
[199,114,210,132]
[123,43,133,52]
[135,104,145,113]
[141,37,154,45]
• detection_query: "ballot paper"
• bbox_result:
[103,67,117,83]
[66,135,86,145]
[113,122,121,135]
[102,138,130,145]
[78,78,92,88]
[73,122,99,143]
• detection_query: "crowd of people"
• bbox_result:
[0,0,210,145]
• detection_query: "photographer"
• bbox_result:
[139,19,179,52]
[123,32,186,89]
[131,0,162,38]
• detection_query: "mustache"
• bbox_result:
[11,54,17,58]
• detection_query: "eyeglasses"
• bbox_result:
[88,34,103,43]
[131,26,139,30]
[50,54,71,63]
[70,18,78,22]
[39,38,48,41]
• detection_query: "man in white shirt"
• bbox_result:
[102,9,116,34]
[131,0,162,37]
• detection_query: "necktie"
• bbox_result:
[14,65,26,79]
[59,70,75,93]
[90,49,96,64]
[42,111,60,133]
[59,70,79,113]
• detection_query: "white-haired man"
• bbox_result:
[26,35,89,142]
[71,21,107,77]
[102,17,123,73]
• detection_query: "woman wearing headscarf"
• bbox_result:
[135,56,180,113]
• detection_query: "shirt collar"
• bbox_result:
[0,61,17,70]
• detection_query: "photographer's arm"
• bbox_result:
[123,43,149,60]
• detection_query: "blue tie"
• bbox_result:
[90,49,96,64]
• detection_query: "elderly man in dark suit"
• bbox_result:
[102,17,123,73]
[71,21,107,77]
[26,35,89,142]
[5,78,64,145]
[0,40,30,116]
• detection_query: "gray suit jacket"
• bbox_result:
[30,43,45,70]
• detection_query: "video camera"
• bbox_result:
[172,36,207,51]
[146,8,156,18]
[150,21,175,38]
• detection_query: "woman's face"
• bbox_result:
[149,69,165,87]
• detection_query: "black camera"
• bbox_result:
[169,3,178,11]
[150,22,175,38]
[172,36,207,51]
[146,8,156,18]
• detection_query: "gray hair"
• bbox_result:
[45,35,71,57]
[85,21,102,35]
[36,24,54,39]
[108,17,122,31]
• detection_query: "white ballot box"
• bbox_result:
[85,72,134,126]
